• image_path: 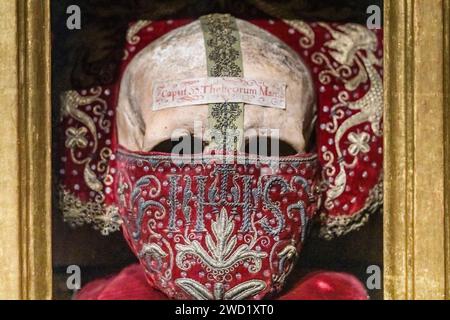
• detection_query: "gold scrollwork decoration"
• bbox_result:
[314,23,383,213]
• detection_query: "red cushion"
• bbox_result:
[76,264,168,300]
[278,271,368,300]
[76,264,368,300]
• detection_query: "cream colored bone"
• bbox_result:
[116,18,316,153]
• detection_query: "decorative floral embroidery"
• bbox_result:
[278,22,382,233]
[348,132,371,156]
[176,207,268,277]
[311,23,383,235]
[59,87,116,233]
[65,127,89,149]
[116,151,320,300]
[175,278,266,300]
[60,187,121,236]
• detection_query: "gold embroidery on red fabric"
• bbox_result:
[59,187,121,235]
[60,87,116,234]
[312,23,383,238]
[283,19,315,48]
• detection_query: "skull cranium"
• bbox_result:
[116,18,316,155]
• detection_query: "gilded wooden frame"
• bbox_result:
[0,0,51,299]
[0,0,448,299]
[384,0,450,299]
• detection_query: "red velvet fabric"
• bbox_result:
[115,148,320,300]
[76,264,168,300]
[277,272,368,300]
[76,264,368,300]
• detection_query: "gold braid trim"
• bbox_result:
[200,14,245,152]
[319,175,383,240]
[59,186,122,236]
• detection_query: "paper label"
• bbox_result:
[152,77,286,110]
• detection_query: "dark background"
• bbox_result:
[52,0,384,300]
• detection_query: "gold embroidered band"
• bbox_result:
[200,14,244,152]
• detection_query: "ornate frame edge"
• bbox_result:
[18,0,52,300]
[384,0,449,300]
[443,0,450,300]
[0,0,52,299]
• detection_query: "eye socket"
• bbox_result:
[241,137,297,157]
[151,135,204,154]
[151,136,297,156]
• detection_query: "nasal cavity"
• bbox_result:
[241,137,297,156]
[151,135,205,154]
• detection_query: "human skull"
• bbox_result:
[116,18,316,155]
[113,17,321,300]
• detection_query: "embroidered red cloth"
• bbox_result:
[115,148,320,299]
